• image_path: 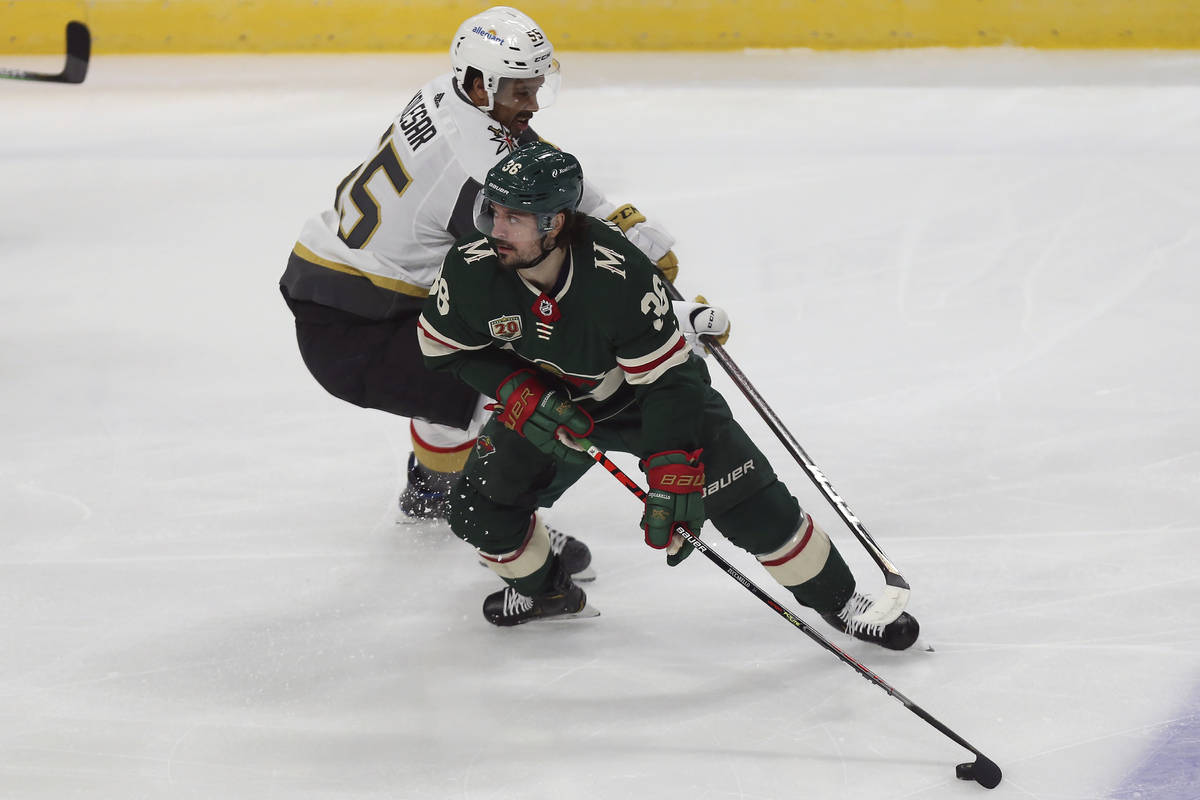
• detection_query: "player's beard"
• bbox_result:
[494,236,551,271]
[507,110,534,135]
[493,106,534,135]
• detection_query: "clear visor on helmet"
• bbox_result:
[493,60,560,110]
[473,192,552,243]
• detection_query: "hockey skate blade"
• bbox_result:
[570,565,597,583]
[850,585,910,627]
[540,602,600,622]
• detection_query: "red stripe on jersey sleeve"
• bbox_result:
[417,319,463,352]
[620,334,687,375]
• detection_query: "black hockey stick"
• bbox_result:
[580,439,1002,790]
[0,21,91,84]
[666,280,910,625]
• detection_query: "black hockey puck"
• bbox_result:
[956,757,1003,789]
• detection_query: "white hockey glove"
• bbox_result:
[673,296,731,357]
[605,202,679,282]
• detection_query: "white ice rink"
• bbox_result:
[3,47,1200,799]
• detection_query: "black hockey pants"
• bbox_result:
[281,289,479,429]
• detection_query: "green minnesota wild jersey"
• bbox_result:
[418,216,707,453]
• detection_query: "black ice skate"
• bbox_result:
[483,558,598,626]
[398,453,455,521]
[547,524,594,582]
[821,592,920,651]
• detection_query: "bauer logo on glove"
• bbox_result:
[494,370,594,465]
[640,449,705,566]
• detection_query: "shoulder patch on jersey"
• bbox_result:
[457,237,496,263]
[593,242,627,278]
[488,314,523,341]
[399,91,438,153]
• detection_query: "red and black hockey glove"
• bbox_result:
[495,369,594,465]
[640,449,705,566]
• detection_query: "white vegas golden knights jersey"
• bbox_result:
[282,72,619,320]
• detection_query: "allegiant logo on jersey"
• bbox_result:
[472,26,505,44]
[399,92,437,152]
[489,314,523,341]
[703,459,756,498]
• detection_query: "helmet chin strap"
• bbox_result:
[522,234,563,270]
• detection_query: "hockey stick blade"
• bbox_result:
[0,21,91,84]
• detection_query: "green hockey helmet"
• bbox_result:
[475,142,584,236]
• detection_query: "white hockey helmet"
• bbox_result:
[450,6,560,111]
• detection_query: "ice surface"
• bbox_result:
[3,48,1200,799]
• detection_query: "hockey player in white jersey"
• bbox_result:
[279,7,727,563]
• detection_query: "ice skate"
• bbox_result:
[483,558,598,626]
[398,453,455,521]
[821,592,920,651]
[547,524,595,582]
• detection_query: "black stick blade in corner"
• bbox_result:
[63,21,91,84]
[0,20,90,84]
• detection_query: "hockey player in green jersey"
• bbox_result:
[280,6,697,534]
[418,142,919,649]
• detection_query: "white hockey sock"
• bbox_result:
[478,515,552,581]
[756,513,834,587]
